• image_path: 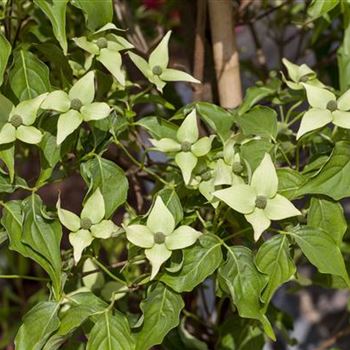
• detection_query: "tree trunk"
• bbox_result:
[208,0,242,108]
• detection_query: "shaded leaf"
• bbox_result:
[161,235,222,292]
[15,301,60,350]
[255,235,295,305]
[0,31,11,86]
[81,156,128,218]
[288,227,350,286]
[9,50,51,100]
[134,283,184,350]
[34,0,69,54]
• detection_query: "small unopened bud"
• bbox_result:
[181,141,192,152]
[326,100,337,112]
[96,37,108,49]
[10,114,23,128]
[70,98,83,111]
[255,195,267,209]
[81,217,92,230]
[152,65,163,76]
[154,232,166,244]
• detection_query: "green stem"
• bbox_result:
[90,257,127,285]
[0,274,49,282]
[114,139,170,186]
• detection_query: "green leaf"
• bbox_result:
[81,156,128,218]
[158,188,183,225]
[255,235,295,305]
[71,0,113,31]
[22,194,62,297]
[134,283,184,350]
[337,24,350,92]
[288,227,350,286]
[0,31,11,86]
[277,168,305,200]
[297,142,350,200]
[1,200,62,298]
[308,0,339,19]
[34,0,69,54]
[195,102,234,141]
[308,197,346,245]
[238,85,275,115]
[0,143,15,182]
[9,50,51,101]
[87,311,134,350]
[0,172,26,193]
[218,246,274,339]
[240,139,273,172]
[161,235,222,292]
[15,301,60,350]
[236,106,277,139]
[136,116,177,139]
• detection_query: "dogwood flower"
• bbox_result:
[297,84,350,139]
[73,23,134,85]
[213,153,301,240]
[124,196,201,279]
[57,188,118,263]
[0,94,47,145]
[41,71,111,144]
[150,110,215,184]
[282,58,324,90]
[128,31,200,92]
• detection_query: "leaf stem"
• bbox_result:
[0,274,49,282]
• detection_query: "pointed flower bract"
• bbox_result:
[124,196,201,279]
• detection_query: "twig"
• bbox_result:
[315,325,350,350]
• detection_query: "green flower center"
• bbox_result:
[96,37,108,49]
[255,195,267,209]
[326,100,337,112]
[201,170,212,181]
[299,75,309,83]
[181,141,192,152]
[232,161,243,174]
[70,98,83,111]
[10,114,23,128]
[152,65,163,76]
[154,232,166,244]
[81,217,92,230]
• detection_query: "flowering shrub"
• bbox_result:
[1,1,350,349]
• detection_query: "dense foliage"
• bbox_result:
[1,0,350,349]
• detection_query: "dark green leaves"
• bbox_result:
[161,235,222,292]
[1,199,62,298]
[288,227,350,286]
[134,283,184,350]
[238,85,275,115]
[71,0,113,31]
[34,0,69,55]
[307,0,339,20]
[297,142,350,200]
[236,106,277,139]
[196,102,234,141]
[9,50,51,100]
[277,168,305,200]
[308,197,346,244]
[15,301,60,350]
[218,246,274,339]
[0,31,11,86]
[81,156,128,218]
[137,116,177,139]
[87,311,134,350]
[255,235,295,305]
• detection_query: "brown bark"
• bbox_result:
[192,0,207,101]
[208,0,242,108]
